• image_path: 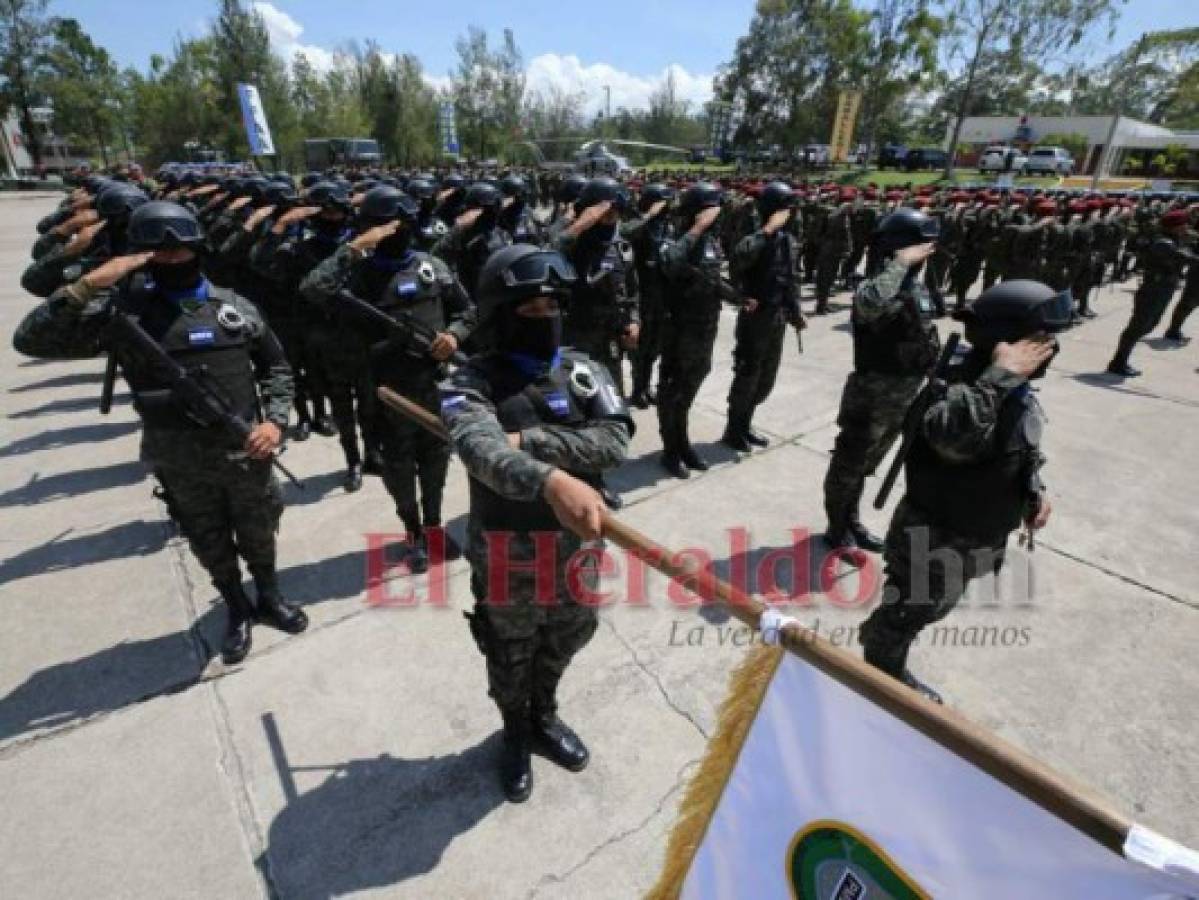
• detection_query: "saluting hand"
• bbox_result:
[63,220,108,258]
[272,206,322,234]
[350,219,400,253]
[79,251,154,289]
[244,204,276,231]
[992,335,1055,378]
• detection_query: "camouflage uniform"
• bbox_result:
[801,197,827,282]
[658,223,724,458]
[922,205,952,315]
[439,352,630,718]
[1110,235,1199,370]
[1005,217,1046,281]
[841,201,878,286]
[20,231,118,299]
[815,203,851,313]
[1164,248,1199,339]
[12,277,294,589]
[823,259,937,538]
[432,223,512,299]
[727,223,801,434]
[860,361,1045,679]
[621,212,673,400]
[949,207,984,311]
[980,207,1010,289]
[555,229,639,391]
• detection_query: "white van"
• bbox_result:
[978,146,1027,173]
[1023,147,1075,176]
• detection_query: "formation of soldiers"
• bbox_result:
[11,159,1199,798]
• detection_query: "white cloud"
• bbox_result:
[525,53,714,113]
[252,6,712,110]
[254,2,336,71]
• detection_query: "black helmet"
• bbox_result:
[440,173,466,192]
[475,244,578,325]
[678,181,723,218]
[127,201,205,250]
[464,182,503,211]
[575,176,627,215]
[406,177,437,201]
[874,208,939,254]
[95,184,148,220]
[358,185,419,225]
[758,181,797,218]
[300,172,322,189]
[306,180,352,213]
[238,177,271,205]
[638,182,675,213]
[957,280,1073,342]
[500,174,528,200]
[556,173,587,205]
[353,178,380,195]
[263,181,298,208]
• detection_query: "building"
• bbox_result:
[946,114,1199,178]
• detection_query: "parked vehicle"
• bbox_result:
[978,146,1027,174]
[304,137,383,170]
[903,147,949,171]
[878,144,907,169]
[1022,146,1075,176]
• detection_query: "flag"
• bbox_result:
[236,83,275,157]
[650,641,1199,899]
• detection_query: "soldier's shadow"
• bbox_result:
[700,532,875,625]
[608,442,741,494]
[261,733,504,898]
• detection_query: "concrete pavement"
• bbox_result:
[1,194,1197,898]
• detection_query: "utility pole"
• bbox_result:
[604,85,611,135]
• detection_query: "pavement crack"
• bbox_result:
[602,617,709,740]
[524,756,699,899]
[1039,541,1198,611]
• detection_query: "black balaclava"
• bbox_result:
[495,301,562,364]
[150,256,205,292]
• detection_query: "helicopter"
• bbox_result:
[522,137,689,174]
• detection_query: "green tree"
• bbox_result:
[0,0,53,167]
[939,0,1123,178]
[42,18,126,165]
[211,0,273,159]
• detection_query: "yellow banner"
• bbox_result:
[829,90,862,163]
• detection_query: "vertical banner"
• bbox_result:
[439,102,459,157]
[829,90,862,163]
[236,83,275,157]
[707,101,731,153]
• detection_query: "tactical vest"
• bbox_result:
[744,231,795,309]
[566,239,629,330]
[460,228,512,296]
[372,254,449,386]
[1143,237,1187,289]
[905,383,1042,540]
[467,352,603,533]
[851,277,938,375]
[121,282,258,433]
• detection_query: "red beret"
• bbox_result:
[1035,200,1057,217]
[1161,209,1189,229]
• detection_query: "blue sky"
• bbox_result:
[50,0,1196,112]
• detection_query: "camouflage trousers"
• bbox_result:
[860,498,1008,676]
[951,254,983,309]
[1112,281,1176,367]
[1167,286,1199,336]
[815,244,847,306]
[822,372,923,531]
[321,343,379,466]
[378,384,451,533]
[271,314,327,425]
[466,554,600,717]
[657,313,718,454]
[727,305,786,425]
[631,292,665,395]
[154,451,283,586]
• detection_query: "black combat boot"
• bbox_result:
[216,579,254,665]
[599,478,622,511]
[362,450,385,477]
[530,709,590,772]
[1107,334,1141,377]
[1164,328,1189,344]
[660,452,690,480]
[500,711,534,803]
[629,387,650,409]
[293,418,312,442]
[250,566,309,634]
[344,463,364,493]
[721,413,752,452]
[407,530,430,575]
[743,412,769,448]
[679,443,708,472]
[861,620,942,704]
[849,520,885,553]
[314,414,338,437]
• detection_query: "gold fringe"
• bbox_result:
[646,642,786,900]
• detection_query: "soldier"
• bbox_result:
[623,182,675,408]
[1006,198,1054,281]
[433,181,513,299]
[22,183,147,298]
[949,198,984,312]
[1162,236,1198,343]
[498,174,544,246]
[800,190,827,283]
[301,186,416,491]
[334,188,474,571]
[724,181,803,453]
[1069,201,1100,320]
[657,182,724,478]
[440,244,632,801]
[859,281,1069,701]
[841,189,878,289]
[814,191,852,315]
[979,200,1008,290]
[823,208,941,553]
[405,176,451,252]
[1108,208,1199,376]
[250,180,353,441]
[12,201,306,664]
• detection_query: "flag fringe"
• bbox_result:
[647,642,785,900]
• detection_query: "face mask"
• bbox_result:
[150,257,204,292]
[377,230,412,258]
[313,218,346,240]
[496,307,562,363]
